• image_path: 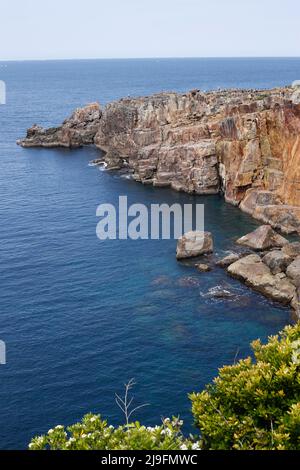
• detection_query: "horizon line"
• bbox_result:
[1,55,300,63]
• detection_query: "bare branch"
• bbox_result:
[115,379,150,427]
[128,403,150,420]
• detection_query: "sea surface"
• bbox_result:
[0,58,299,449]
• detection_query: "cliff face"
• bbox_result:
[17,87,300,234]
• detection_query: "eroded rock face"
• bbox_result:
[286,256,300,287]
[17,86,300,233]
[17,103,102,148]
[176,231,213,260]
[282,242,300,260]
[262,250,292,274]
[236,225,288,251]
[216,253,241,268]
[291,289,300,320]
[227,254,296,304]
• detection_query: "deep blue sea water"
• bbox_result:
[0,58,299,449]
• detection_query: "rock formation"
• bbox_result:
[214,225,300,319]
[195,263,211,272]
[176,231,213,259]
[17,86,300,234]
[17,103,102,148]
[236,224,288,250]
[227,254,296,305]
[216,253,241,268]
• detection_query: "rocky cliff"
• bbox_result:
[17,86,300,234]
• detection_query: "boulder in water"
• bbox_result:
[176,231,213,260]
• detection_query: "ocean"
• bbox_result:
[0,58,299,449]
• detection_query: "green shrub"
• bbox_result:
[190,323,300,450]
[29,415,200,450]
[29,323,300,450]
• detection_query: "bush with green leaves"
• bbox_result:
[29,323,300,450]
[29,415,200,450]
[191,323,300,450]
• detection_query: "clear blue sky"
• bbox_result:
[1,0,299,60]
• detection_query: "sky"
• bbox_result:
[0,0,299,60]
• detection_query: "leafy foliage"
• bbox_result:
[29,323,300,450]
[190,323,300,450]
[28,415,200,450]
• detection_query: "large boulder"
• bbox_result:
[176,231,213,260]
[286,256,300,287]
[216,253,241,268]
[227,254,296,304]
[236,225,288,251]
[262,250,292,274]
[282,242,300,260]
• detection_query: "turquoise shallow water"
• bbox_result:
[0,58,299,448]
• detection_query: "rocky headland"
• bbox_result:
[17,85,300,319]
[18,85,300,234]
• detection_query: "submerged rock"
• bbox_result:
[151,275,173,287]
[177,276,202,288]
[201,284,244,302]
[195,263,211,272]
[203,286,236,299]
[236,225,288,251]
[176,231,213,260]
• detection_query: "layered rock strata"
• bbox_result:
[17,86,300,234]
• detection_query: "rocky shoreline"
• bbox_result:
[17,85,300,319]
[176,225,300,320]
[18,85,300,234]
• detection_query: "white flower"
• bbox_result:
[81,434,87,438]
[90,417,97,423]
[192,442,200,450]
[165,428,172,436]
[29,443,34,449]
[48,429,54,435]
[68,437,76,443]
[180,444,188,450]
[55,425,63,430]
